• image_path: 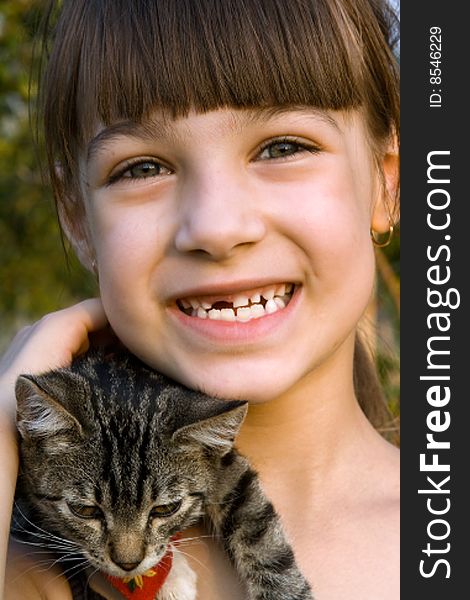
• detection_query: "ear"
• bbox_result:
[172,401,248,454]
[371,134,400,232]
[15,375,83,442]
[56,180,96,274]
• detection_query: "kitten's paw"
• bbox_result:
[156,550,197,600]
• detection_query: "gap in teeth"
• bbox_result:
[211,297,266,311]
[178,285,294,322]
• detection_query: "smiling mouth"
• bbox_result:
[176,283,295,323]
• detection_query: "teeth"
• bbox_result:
[251,304,265,318]
[179,283,295,322]
[236,307,252,321]
[263,288,275,301]
[220,308,236,322]
[233,295,249,308]
[265,298,278,314]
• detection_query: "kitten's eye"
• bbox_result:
[68,503,104,520]
[150,500,182,519]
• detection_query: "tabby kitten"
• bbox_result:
[14,349,313,600]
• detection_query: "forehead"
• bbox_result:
[45,0,398,201]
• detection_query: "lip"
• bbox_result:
[169,278,297,303]
[168,283,302,345]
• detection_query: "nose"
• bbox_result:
[114,560,141,572]
[174,173,266,260]
[108,536,145,572]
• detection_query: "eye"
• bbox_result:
[257,138,319,161]
[68,503,104,520]
[149,500,182,519]
[108,159,172,185]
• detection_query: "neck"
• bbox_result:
[235,337,389,507]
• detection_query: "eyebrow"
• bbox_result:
[86,120,175,164]
[86,106,340,164]
[244,106,341,131]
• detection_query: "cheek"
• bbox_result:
[62,515,103,549]
[303,225,376,335]
[285,181,372,272]
[89,201,170,289]
[280,177,377,326]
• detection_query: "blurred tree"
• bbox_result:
[0,0,96,351]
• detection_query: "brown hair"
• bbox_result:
[39,0,400,434]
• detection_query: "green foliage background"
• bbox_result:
[0,1,399,437]
[0,0,96,352]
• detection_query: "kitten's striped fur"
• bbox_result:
[14,349,313,599]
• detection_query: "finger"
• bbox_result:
[66,298,108,333]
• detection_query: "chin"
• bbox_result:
[127,339,312,403]
[176,363,297,404]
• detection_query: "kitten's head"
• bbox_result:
[15,350,247,578]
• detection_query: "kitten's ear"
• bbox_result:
[172,401,248,454]
[15,374,83,442]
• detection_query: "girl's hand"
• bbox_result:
[0,298,108,421]
[0,300,107,600]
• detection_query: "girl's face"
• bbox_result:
[80,108,390,402]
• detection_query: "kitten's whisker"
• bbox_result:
[179,534,214,542]
[13,503,77,546]
[12,528,57,544]
[11,537,79,552]
[85,566,100,590]
[36,561,93,598]
[172,547,211,575]
[48,552,86,569]
[176,536,215,549]
[35,554,84,575]
[7,553,57,575]
[11,544,83,574]
[10,529,79,549]
[11,523,76,544]
[8,550,80,567]
[7,552,83,587]
[7,561,51,587]
[56,557,92,580]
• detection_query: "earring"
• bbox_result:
[370,220,394,248]
[91,258,99,277]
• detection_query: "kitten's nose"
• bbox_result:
[116,560,141,572]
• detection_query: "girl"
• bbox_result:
[0,0,400,598]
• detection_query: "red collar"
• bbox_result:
[104,535,180,600]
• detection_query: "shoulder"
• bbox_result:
[348,438,400,598]
[305,439,399,599]
[356,433,400,526]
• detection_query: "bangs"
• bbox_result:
[41,0,399,178]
